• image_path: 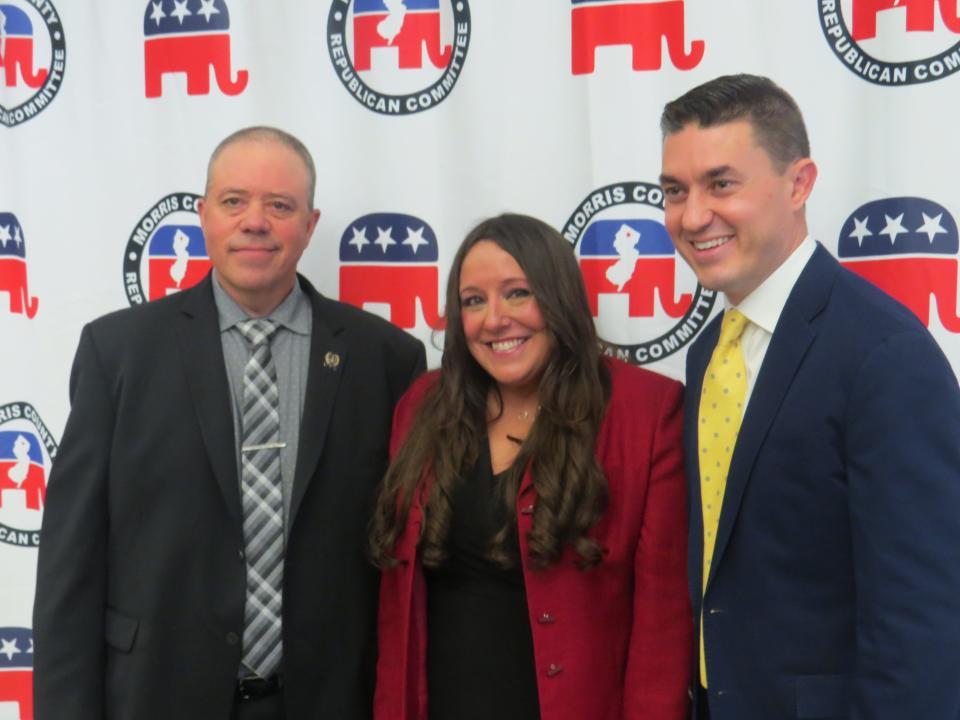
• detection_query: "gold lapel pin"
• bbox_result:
[324,351,341,370]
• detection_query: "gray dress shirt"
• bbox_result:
[212,275,312,530]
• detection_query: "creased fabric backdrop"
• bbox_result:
[1,0,958,715]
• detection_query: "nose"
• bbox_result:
[482,298,510,333]
[681,189,713,233]
[240,201,270,233]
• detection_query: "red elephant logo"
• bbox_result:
[146,225,211,301]
[338,213,445,330]
[143,0,248,98]
[352,0,452,72]
[0,3,48,88]
[577,219,691,319]
[571,0,704,75]
[0,628,33,720]
[838,196,960,331]
[0,213,38,319]
[0,430,45,511]
[851,0,960,41]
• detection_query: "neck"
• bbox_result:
[214,272,294,318]
[491,383,540,419]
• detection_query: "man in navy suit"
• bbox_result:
[33,127,426,719]
[659,74,960,719]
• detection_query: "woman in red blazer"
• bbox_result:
[369,214,691,720]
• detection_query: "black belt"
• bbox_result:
[236,675,283,702]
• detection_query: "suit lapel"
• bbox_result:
[288,279,345,529]
[173,274,243,528]
[706,245,837,589]
[686,317,718,606]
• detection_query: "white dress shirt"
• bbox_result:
[729,237,816,411]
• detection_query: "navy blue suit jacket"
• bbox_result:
[685,244,960,719]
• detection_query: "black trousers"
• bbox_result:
[230,692,284,720]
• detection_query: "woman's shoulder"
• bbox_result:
[598,358,684,448]
[390,369,442,451]
[397,368,441,414]
[602,355,683,400]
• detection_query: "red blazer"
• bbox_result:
[374,358,692,720]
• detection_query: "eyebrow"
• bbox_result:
[217,188,299,203]
[458,278,529,293]
[659,165,735,186]
[704,165,733,179]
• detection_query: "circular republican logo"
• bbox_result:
[0,401,57,548]
[327,0,471,115]
[122,192,209,306]
[0,0,66,127]
[563,181,716,366]
[820,0,960,85]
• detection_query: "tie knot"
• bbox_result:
[718,309,748,347]
[237,318,278,347]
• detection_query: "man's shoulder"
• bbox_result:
[86,286,193,336]
[824,261,932,343]
[792,256,953,384]
[74,283,213,369]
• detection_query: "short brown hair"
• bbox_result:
[661,74,809,171]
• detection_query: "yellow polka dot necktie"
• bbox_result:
[698,308,748,688]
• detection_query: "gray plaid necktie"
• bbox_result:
[237,318,284,678]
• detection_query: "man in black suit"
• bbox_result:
[33,126,426,719]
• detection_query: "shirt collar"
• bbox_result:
[727,236,816,334]
[212,274,311,336]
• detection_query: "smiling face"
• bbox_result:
[458,240,551,396]
[659,119,816,305]
[197,137,320,317]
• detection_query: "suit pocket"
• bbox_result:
[794,674,849,718]
[104,607,139,653]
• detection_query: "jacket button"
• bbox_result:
[226,632,240,645]
[708,607,725,615]
[537,613,555,624]
[545,663,563,677]
[238,549,245,562]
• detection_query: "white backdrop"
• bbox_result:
[1,1,959,715]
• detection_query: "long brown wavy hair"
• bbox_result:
[369,214,611,571]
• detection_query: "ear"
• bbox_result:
[305,208,321,241]
[788,158,817,210]
[196,197,208,228]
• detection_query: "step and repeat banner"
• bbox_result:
[1,0,959,715]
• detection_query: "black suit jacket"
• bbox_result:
[684,245,960,719]
[33,273,426,720]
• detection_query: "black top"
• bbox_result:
[424,443,541,720]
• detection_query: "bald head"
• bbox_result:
[205,126,317,210]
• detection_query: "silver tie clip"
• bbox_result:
[241,442,287,453]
